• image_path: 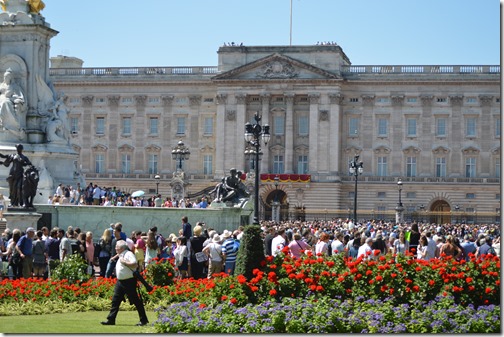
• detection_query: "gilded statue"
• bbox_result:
[28,0,45,14]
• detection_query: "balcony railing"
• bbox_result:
[49,66,219,77]
[341,65,500,75]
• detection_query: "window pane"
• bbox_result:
[349,118,359,136]
[406,157,416,177]
[496,118,501,138]
[96,117,105,135]
[122,117,131,134]
[273,155,284,174]
[70,117,79,133]
[204,117,213,135]
[148,154,158,174]
[121,154,131,174]
[298,116,309,136]
[436,157,446,177]
[95,154,104,173]
[150,117,158,134]
[436,118,446,136]
[203,155,213,174]
[378,118,388,136]
[407,118,416,136]
[377,156,387,176]
[274,116,285,135]
[496,159,501,178]
[465,157,476,177]
[466,118,476,137]
[177,117,186,135]
[297,155,308,174]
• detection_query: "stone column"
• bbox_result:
[284,93,295,173]
[260,94,271,174]
[134,95,147,173]
[215,94,227,177]
[80,95,94,173]
[390,94,402,176]
[308,93,320,173]
[107,95,120,173]
[161,95,174,172]
[235,94,246,171]
[329,93,344,174]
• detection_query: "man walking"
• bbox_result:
[101,240,148,326]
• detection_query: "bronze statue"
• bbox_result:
[212,168,249,203]
[0,144,32,207]
[22,165,39,208]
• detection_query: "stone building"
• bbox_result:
[49,44,501,224]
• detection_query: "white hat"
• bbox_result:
[222,230,231,239]
[212,234,221,243]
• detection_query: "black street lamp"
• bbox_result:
[348,154,363,224]
[395,178,404,223]
[171,140,190,171]
[244,112,270,225]
[273,175,280,202]
[454,204,460,223]
[154,174,161,194]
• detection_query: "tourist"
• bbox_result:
[144,230,159,266]
[189,225,207,280]
[98,229,113,277]
[3,229,21,279]
[173,236,189,279]
[202,233,223,278]
[287,232,311,259]
[32,230,46,279]
[17,227,35,278]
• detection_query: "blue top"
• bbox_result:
[17,234,33,255]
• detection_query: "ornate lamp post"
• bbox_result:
[348,154,363,224]
[171,140,190,171]
[395,178,404,223]
[454,204,460,223]
[244,112,270,225]
[272,175,280,222]
[419,204,425,223]
[154,174,161,194]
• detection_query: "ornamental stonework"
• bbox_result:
[189,95,202,106]
[309,93,320,104]
[479,95,493,107]
[257,60,298,79]
[329,93,344,105]
[449,95,464,107]
[216,94,228,105]
[361,95,375,106]
[235,94,246,105]
[319,110,329,121]
[161,95,174,107]
[420,95,433,107]
[226,110,236,121]
[391,95,404,107]
[107,95,120,108]
[135,95,147,107]
[81,95,94,107]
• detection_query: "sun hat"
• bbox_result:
[26,227,35,233]
[221,230,231,239]
[212,234,221,243]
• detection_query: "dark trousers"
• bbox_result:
[106,278,148,323]
[99,256,109,277]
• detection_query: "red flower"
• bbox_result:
[191,297,197,302]
[199,303,206,308]
[237,275,247,284]
[465,277,473,284]
[412,285,420,292]
[375,275,383,282]
[221,295,228,301]
[316,285,324,292]
[230,298,237,305]
[373,250,380,256]
[310,285,317,291]
[428,280,435,287]
[485,287,492,294]
[269,289,277,296]
[365,270,373,276]
[390,273,397,278]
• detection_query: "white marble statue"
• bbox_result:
[0,68,26,139]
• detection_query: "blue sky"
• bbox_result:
[42,0,500,67]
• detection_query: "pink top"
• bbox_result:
[86,241,95,264]
[136,238,146,251]
[288,240,310,259]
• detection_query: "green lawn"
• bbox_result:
[0,311,158,333]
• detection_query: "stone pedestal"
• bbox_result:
[4,208,42,230]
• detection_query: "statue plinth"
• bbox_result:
[4,208,41,230]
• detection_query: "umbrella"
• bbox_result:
[131,190,145,198]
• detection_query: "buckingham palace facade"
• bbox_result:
[49,44,501,224]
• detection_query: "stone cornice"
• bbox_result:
[479,95,493,107]
[216,94,227,105]
[329,93,344,105]
[189,95,202,106]
[107,95,120,108]
[449,95,464,107]
[81,95,94,107]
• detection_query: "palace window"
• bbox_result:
[177,117,186,135]
[204,117,213,135]
[298,116,309,136]
[121,154,131,174]
[148,154,158,174]
[465,157,476,178]
[273,155,284,174]
[377,156,387,176]
[70,117,79,133]
[436,157,446,177]
[436,118,446,137]
[297,155,308,174]
[406,118,417,137]
[465,117,477,137]
[496,117,501,138]
[406,157,417,177]
[377,118,388,137]
[274,115,285,135]
[349,118,359,136]
[203,155,213,175]
[96,117,105,135]
[149,117,159,135]
[122,117,131,135]
[95,154,105,173]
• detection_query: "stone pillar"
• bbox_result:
[134,95,147,173]
[329,93,344,174]
[235,94,247,171]
[161,95,174,173]
[107,95,120,173]
[215,94,227,177]
[284,93,295,173]
[80,95,94,173]
[260,94,271,174]
[308,93,320,173]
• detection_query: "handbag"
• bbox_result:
[195,251,208,263]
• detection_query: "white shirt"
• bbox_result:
[426,238,437,260]
[331,239,345,254]
[357,243,372,259]
[116,250,136,280]
[271,235,286,256]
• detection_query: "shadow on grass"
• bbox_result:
[0,310,157,333]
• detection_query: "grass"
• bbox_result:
[0,310,158,333]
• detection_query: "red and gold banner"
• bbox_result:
[260,174,311,183]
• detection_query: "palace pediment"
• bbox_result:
[212,53,341,81]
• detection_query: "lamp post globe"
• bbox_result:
[395,178,404,223]
[154,174,161,195]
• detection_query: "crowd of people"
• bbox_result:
[1,216,500,282]
[47,182,210,209]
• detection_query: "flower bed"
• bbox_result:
[0,251,500,332]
